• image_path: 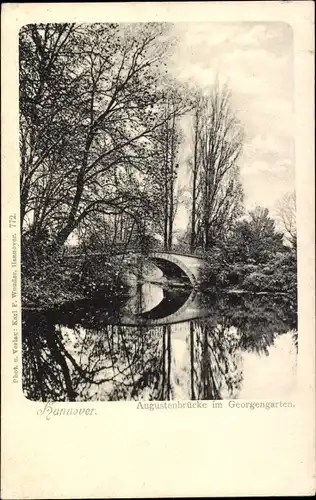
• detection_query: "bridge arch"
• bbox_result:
[148,252,199,287]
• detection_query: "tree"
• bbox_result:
[20,23,81,235]
[20,23,184,253]
[159,99,181,250]
[190,97,202,252]
[246,206,285,260]
[221,206,285,267]
[276,191,296,247]
[188,82,244,251]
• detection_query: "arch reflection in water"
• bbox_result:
[108,282,212,326]
[22,292,297,402]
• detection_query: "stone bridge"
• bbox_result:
[67,250,208,288]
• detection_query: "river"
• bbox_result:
[22,282,297,402]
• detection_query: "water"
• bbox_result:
[22,283,298,402]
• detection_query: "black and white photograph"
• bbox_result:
[2,3,315,499]
[20,21,298,402]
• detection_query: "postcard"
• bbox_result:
[1,2,315,498]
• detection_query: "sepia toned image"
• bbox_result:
[20,21,298,402]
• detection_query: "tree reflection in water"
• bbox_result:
[190,320,243,400]
[22,293,297,401]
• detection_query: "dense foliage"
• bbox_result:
[200,206,297,295]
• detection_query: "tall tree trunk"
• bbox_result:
[54,130,94,248]
[168,113,176,250]
[163,109,170,250]
[190,107,200,252]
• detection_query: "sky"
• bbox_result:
[167,22,295,231]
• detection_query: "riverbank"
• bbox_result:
[22,277,131,310]
[21,251,131,310]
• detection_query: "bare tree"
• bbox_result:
[161,100,181,250]
[190,98,202,252]
[276,191,296,247]
[150,87,190,250]
[188,82,244,251]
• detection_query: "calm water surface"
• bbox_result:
[22,283,297,401]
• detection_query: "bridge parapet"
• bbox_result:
[65,247,207,260]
